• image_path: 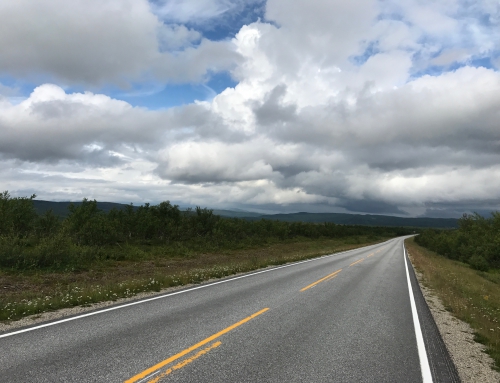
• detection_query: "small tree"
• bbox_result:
[0,191,38,237]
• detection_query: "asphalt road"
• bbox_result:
[1,237,459,382]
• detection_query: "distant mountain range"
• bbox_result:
[33,200,134,217]
[33,200,457,228]
[238,212,457,228]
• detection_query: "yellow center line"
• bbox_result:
[147,341,222,383]
[349,258,365,267]
[300,269,342,292]
[367,253,374,257]
[124,308,269,383]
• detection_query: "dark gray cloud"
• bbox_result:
[338,199,409,215]
[253,84,297,125]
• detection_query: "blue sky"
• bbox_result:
[108,72,238,109]
[1,0,500,217]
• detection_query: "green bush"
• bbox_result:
[0,191,38,237]
[469,254,489,271]
[27,234,74,269]
[416,212,500,270]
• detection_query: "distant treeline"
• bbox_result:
[0,191,412,271]
[415,213,500,271]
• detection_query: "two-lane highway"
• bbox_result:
[0,237,459,382]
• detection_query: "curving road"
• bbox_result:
[0,236,459,382]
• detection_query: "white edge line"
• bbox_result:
[403,241,433,383]
[0,239,393,339]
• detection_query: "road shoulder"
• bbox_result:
[408,254,500,383]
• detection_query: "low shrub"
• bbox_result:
[416,212,500,270]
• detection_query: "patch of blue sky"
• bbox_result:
[455,0,498,25]
[0,76,41,104]
[150,0,265,42]
[0,74,97,102]
[410,65,452,79]
[113,83,208,109]
[113,71,237,109]
[0,66,237,111]
[469,56,497,70]
[477,12,494,27]
[191,1,266,41]
[0,76,34,96]
[1,78,228,110]
[350,41,380,66]
[206,71,237,94]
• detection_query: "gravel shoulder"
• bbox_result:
[410,259,500,383]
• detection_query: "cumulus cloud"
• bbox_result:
[2,0,500,216]
[0,85,163,162]
[158,24,202,51]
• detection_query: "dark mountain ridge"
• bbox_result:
[243,212,457,228]
[33,200,457,228]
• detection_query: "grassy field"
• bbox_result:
[1,236,384,323]
[405,237,500,370]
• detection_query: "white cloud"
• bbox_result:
[265,0,377,63]
[0,84,166,163]
[431,49,470,66]
[158,24,202,51]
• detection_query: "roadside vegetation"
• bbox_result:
[406,237,500,370]
[415,212,500,271]
[411,212,500,369]
[0,191,411,322]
